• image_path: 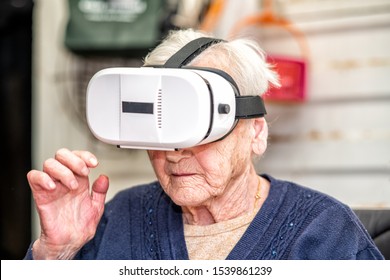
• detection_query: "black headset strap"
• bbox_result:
[235,96,267,119]
[182,66,240,96]
[183,66,267,118]
[164,37,225,68]
[163,36,267,119]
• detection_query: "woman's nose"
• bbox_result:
[165,148,193,163]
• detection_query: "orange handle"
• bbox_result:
[199,0,225,32]
[228,0,310,60]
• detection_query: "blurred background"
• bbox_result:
[1,0,390,259]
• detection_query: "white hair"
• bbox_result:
[143,29,280,96]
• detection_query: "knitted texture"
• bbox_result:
[262,188,324,259]
[24,175,384,260]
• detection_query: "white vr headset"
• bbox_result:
[86,37,267,150]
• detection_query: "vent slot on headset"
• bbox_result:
[157,88,162,129]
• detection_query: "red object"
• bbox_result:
[264,55,306,102]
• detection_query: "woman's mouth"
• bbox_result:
[172,172,196,177]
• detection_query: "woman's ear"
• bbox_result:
[251,117,268,155]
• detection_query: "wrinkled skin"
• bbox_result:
[148,119,269,225]
[27,149,109,259]
[27,111,268,259]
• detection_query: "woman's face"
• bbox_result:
[147,121,255,207]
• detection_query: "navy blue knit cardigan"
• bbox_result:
[25,175,384,260]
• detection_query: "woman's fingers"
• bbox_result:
[29,149,101,193]
[27,169,56,191]
[91,175,109,207]
[42,157,80,190]
[54,148,96,177]
[34,148,98,191]
[27,149,108,260]
[72,150,99,168]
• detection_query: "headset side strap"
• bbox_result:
[235,96,267,119]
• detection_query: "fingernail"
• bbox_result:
[89,157,98,166]
[48,181,56,189]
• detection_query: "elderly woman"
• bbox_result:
[25,29,383,260]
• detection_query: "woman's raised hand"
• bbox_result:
[27,148,109,259]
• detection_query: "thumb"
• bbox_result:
[91,175,109,207]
